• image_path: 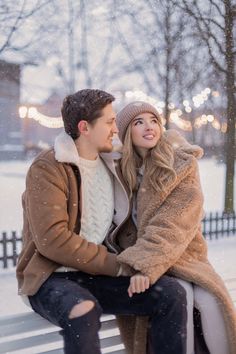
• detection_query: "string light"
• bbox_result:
[19,106,28,118]
[19,106,63,128]
[19,87,225,132]
[123,88,226,133]
[221,123,227,133]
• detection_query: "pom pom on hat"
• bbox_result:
[116,101,162,143]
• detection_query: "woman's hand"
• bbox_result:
[128,273,150,297]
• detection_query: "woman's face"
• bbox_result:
[130,112,161,157]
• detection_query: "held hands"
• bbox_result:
[128,273,150,298]
[116,264,150,297]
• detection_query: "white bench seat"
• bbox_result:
[0,312,126,354]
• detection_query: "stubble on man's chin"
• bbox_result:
[99,145,114,154]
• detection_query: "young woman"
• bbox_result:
[114,101,236,354]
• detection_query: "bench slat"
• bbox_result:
[102,348,126,354]
[0,332,123,354]
[0,312,118,337]
[42,348,126,354]
[0,312,115,328]
[0,331,62,353]
[0,312,124,354]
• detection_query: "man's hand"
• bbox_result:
[128,273,150,297]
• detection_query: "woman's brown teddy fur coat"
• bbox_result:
[116,143,236,354]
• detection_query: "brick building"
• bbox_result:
[0,60,22,159]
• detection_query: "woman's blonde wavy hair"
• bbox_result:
[121,120,177,196]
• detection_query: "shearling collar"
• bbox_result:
[54,131,80,167]
[54,131,118,175]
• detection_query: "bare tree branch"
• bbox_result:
[193,0,225,55]
[180,0,226,73]
[0,0,53,54]
[209,0,224,17]
[112,0,156,94]
[0,0,27,53]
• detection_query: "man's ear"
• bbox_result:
[78,120,89,135]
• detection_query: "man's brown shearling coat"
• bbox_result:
[16,132,130,296]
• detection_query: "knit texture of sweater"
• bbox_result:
[78,155,114,244]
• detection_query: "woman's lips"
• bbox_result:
[143,134,155,140]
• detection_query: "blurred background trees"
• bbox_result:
[0,0,235,211]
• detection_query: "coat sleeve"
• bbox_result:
[25,158,119,277]
[117,160,204,284]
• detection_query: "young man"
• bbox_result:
[16,89,187,354]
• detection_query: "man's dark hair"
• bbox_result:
[61,89,115,139]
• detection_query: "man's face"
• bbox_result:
[86,103,118,153]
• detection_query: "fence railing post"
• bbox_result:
[233,213,236,234]
[12,231,17,266]
[2,232,8,269]
[209,212,213,240]
[215,211,218,240]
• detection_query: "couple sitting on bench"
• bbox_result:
[16,89,236,354]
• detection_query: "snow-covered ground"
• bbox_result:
[0,157,235,317]
[0,160,31,233]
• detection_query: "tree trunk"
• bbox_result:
[224,0,236,213]
[80,0,92,88]
[67,0,75,93]
[164,3,171,129]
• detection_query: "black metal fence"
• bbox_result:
[0,231,22,269]
[202,212,236,240]
[1,211,236,269]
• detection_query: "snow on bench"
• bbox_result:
[0,312,125,354]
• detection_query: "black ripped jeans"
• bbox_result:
[29,272,187,354]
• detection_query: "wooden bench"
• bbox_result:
[1,277,235,354]
[0,312,126,354]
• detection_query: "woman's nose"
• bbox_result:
[145,123,153,130]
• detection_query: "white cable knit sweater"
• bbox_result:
[78,156,114,244]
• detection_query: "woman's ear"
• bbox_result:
[78,120,89,135]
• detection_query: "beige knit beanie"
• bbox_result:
[116,101,162,143]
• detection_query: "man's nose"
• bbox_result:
[113,122,119,134]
